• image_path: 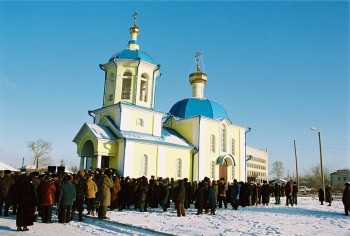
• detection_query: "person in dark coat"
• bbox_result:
[325,185,332,206]
[342,182,350,216]
[58,175,76,223]
[160,179,170,212]
[208,181,217,215]
[318,188,325,205]
[0,170,15,216]
[217,178,228,208]
[195,181,205,215]
[147,177,158,208]
[274,183,281,205]
[292,182,298,205]
[285,181,292,206]
[230,179,240,210]
[16,174,38,231]
[261,181,270,206]
[174,179,186,217]
[240,182,250,207]
[138,176,148,212]
[74,170,87,221]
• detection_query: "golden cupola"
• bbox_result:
[189,51,208,98]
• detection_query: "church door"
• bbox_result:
[101,156,110,169]
[219,160,228,180]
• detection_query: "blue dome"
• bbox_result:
[109,49,154,64]
[169,98,228,120]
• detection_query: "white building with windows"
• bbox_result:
[246,146,269,183]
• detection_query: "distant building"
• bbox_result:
[246,146,268,183]
[330,169,350,189]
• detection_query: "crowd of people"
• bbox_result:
[0,168,349,231]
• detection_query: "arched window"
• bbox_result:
[211,161,215,179]
[122,71,132,99]
[139,73,149,102]
[221,124,227,152]
[141,154,148,177]
[137,118,144,127]
[176,158,182,179]
[231,138,235,155]
[211,135,216,153]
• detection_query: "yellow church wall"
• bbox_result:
[130,142,158,178]
[170,119,195,144]
[121,108,154,134]
[162,147,192,180]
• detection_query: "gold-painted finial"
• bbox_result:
[195,51,202,70]
[133,11,138,26]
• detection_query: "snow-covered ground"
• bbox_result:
[0,196,348,236]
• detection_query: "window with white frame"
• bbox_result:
[176,158,182,178]
[141,154,148,177]
[231,138,235,155]
[211,135,216,153]
[211,161,215,179]
[221,124,227,152]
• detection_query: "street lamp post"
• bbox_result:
[245,127,251,182]
[310,127,325,194]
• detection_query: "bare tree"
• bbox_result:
[270,161,284,179]
[302,164,330,188]
[27,139,53,170]
[70,165,79,174]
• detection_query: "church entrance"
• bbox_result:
[219,160,228,180]
[101,156,110,169]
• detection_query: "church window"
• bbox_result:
[137,118,144,127]
[221,124,227,152]
[141,154,148,177]
[176,158,182,179]
[109,94,113,101]
[231,138,235,155]
[139,73,149,102]
[211,135,216,153]
[211,161,215,179]
[122,71,132,99]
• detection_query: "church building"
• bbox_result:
[73,14,252,183]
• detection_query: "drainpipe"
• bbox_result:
[197,115,201,181]
[99,64,106,106]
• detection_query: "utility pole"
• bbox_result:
[294,140,299,188]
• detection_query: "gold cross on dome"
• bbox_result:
[133,11,139,26]
[195,51,202,68]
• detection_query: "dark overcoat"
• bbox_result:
[16,177,38,228]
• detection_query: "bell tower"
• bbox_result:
[99,11,160,109]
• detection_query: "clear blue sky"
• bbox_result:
[0,1,349,177]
